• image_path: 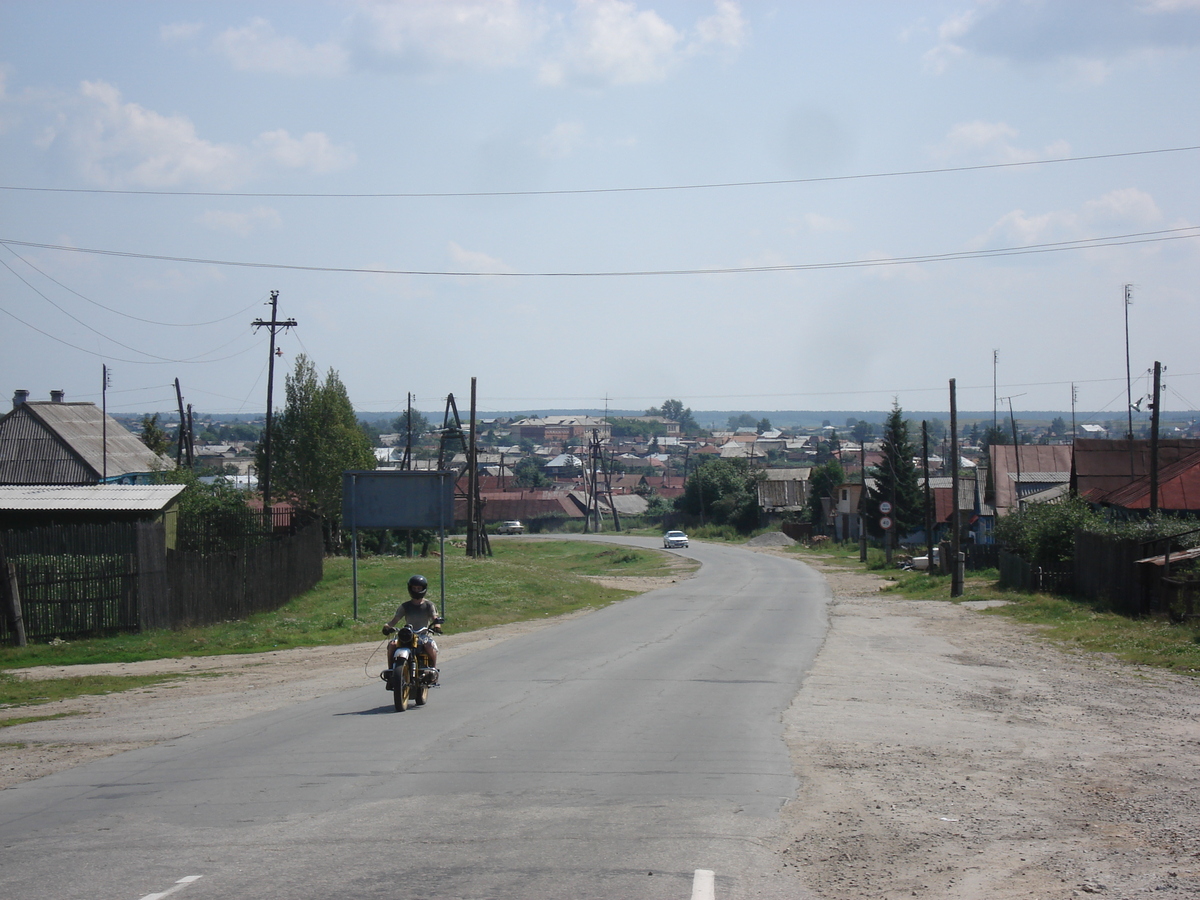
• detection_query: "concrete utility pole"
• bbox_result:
[252,291,297,518]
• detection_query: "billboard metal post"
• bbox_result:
[342,470,455,623]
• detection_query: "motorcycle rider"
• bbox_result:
[382,574,441,671]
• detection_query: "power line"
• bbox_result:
[0,145,1195,199]
[2,226,1196,278]
[0,243,266,327]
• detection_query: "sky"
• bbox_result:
[1,1,1198,424]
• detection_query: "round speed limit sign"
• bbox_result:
[879,516,893,530]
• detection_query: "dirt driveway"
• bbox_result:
[3,555,1198,898]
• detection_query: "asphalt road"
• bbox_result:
[0,537,829,900]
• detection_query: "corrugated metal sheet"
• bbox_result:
[0,484,185,510]
[0,402,166,484]
[990,445,1073,516]
[1095,449,1200,511]
[1072,439,1200,503]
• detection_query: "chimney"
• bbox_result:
[50,390,65,403]
[12,389,29,410]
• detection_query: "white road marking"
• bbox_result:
[691,868,715,900]
[138,875,203,900]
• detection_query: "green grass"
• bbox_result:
[790,542,1200,675]
[0,673,189,710]
[0,540,688,672]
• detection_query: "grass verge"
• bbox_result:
[791,541,1200,676]
[0,540,692,672]
[0,673,189,712]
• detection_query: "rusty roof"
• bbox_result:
[1092,448,1200,511]
[1072,439,1200,502]
[989,444,1073,515]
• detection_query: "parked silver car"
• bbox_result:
[663,530,689,548]
[495,520,525,535]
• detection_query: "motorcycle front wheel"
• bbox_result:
[394,661,412,712]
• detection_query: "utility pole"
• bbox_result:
[923,420,933,570]
[950,379,963,598]
[1124,284,1134,440]
[174,378,187,468]
[1150,361,1162,512]
[1071,383,1077,444]
[102,364,111,482]
[467,378,479,556]
[252,290,297,517]
[992,349,998,433]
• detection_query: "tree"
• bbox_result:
[675,457,761,532]
[647,399,699,433]
[806,459,845,529]
[257,354,377,544]
[865,402,922,538]
[727,413,757,430]
[1049,416,1068,437]
[512,455,551,488]
[850,420,875,444]
[757,417,772,433]
[393,408,431,445]
[139,413,172,457]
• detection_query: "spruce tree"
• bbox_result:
[866,402,922,538]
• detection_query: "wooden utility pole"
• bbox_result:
[174,378,186,467]
[1150,361,1162,512]
[252,290,297,516]
[467,377,479,556]
[950,379,963,597]
[923,420,933,570]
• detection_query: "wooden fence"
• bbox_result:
[997,549,1073,594]
[1,516,324,642]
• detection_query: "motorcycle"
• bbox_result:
[381,621,441,712]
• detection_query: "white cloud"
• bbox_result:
[540,0,684,86]
[925,1,1200,80]
[536,121,586,159]
[214,17,348,76]
[196,206,283,237]
[38,81,355,189]
[448,241,512,274]
[692,0,748,51]
[974,188,1165,248]
[351,0,545,70]
[933,120,1071,164]
[253,129,356,173]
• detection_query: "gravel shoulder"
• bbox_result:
[3,549,1199,899]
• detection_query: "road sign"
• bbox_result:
[880,516,893,530]
[879,501,893,514]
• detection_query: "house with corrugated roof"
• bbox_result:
[1073,438,1200,513]
[0,392,168,485]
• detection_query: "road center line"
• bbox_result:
[138,874,203,900]
[691,868,715,900]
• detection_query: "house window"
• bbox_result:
[842,489,849,500]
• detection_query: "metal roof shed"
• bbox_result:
[0,484,186,546]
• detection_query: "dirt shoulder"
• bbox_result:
[779,555,1200,900]
[3,554,1199,899]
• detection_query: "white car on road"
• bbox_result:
[663,530,689,549]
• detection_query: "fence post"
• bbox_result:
[2,560,27,647]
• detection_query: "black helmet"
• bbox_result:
[407,574,428,597]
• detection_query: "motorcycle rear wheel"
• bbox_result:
[394,662,411,712]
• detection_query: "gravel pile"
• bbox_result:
[745,531,796,548]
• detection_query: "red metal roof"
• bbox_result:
[1072,439,1200,504]
[1093,449,1200,510]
